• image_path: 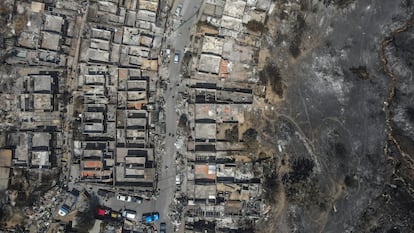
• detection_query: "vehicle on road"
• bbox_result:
[174,51,180,63]
[142,212,159,223]
[176,174,182,185]
[160,222,166,233]
[97,189,115,198]
[175,4,182,16]
[122,209,137,220]
[117,194,132,202]
[132,196,143,204]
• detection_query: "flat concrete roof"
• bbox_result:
[0,149,12,190]
[88,48,110,62]
[125,156,146,165]
[91,28,112,40]
[138,0,159,12]
[195,104,216,120]
[18,32,39,49]
[199,54,221,74]
[126,130,146,138]
[31,151,50,166]
[127,91,146,101]
[115,166,155,183]
[84,123,104,132]
[41,32,60,51]
[136,10,156,23]
[84,74,105,85]
[32,132,51,148]
[83,149,103,158]
[202,36,224,55]
[127,80,147,90]
[31,1,45,13]
[216,164,236,177]
[33,94,52,111]
[90,39,110,51]
[84,111,104,122]
[194,184,216,199]
[223,0,246,19]
[44,14,64,33]
[220,15,243,31]
[127,118,147,127]
[195,123,216,139]
[33,75,52,93]
[116,148,153,163]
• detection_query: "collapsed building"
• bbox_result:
[71,0,163,194]
[180,0,273,231]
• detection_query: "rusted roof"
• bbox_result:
[219,59,229,78]
[195,164,216,180]
[83,161,103,169]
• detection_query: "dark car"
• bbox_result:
[142,212,159,223]
[70,188,80,197]
[97,189,115,198]
[160,222,166,233]
[81,190,90,199]
[132,196,143,204]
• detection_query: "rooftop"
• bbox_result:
[40,32,61,51]
[223,0,246,19]
[195,164,216,180]
[44,14,64,33]
[199,54,222,74]
[33,75,52,93]
[195,123,216,139]
[202,36,224,55]
[0,149,12,190]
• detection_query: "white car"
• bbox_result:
[174,51,180,63]
[117,194,132,202]
[175,4,182,16]
[122,209,137,220]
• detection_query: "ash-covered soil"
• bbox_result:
[258,1,414,232]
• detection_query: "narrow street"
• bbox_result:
[156,0,204,230]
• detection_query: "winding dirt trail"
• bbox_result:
[380,17,414,166]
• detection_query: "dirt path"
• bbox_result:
[380,17,414,168]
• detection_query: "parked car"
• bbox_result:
[160,222,166,233]
[97,189,115,198]
[117,194,132,202]
[96,207,111,218]
[142,212,159,223]
[175,4,182,16]
[122,209,137,220]
[81,190,90,199]
[174,51,180,63]
[132,196,143,204]
[110,211,122,220]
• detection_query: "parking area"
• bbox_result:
[67,183,166,231]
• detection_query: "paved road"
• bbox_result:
[156,0,204,231]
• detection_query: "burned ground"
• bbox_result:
[257,0,414,232]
